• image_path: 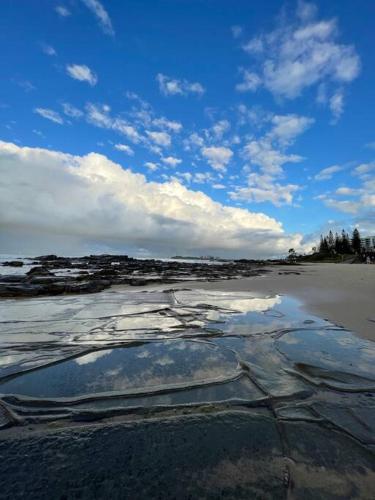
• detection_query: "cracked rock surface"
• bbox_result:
[0,285,374,498]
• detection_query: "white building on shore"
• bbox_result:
[361,236,375,251]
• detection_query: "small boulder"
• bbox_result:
[2,261,24,267]
[26,266,54,277]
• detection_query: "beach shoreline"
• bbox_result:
[167,263,375,341]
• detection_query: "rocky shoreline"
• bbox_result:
[0,254,276,298]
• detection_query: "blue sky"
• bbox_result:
[1,0,374,257]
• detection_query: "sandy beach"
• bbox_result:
[178,263,375,341]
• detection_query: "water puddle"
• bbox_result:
[0,340,242,399]
[0,288,373,429]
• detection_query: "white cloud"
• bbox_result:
[211,120,230,139]
[152,117,182,132]
[114,144,134,156]
[361,192,375,208]
[329,90,344,123]
[156,73,205,96]
[269,114,314,146]
[62,102,83,118]
[234,111,311,202]
[236,113,311,205]
[162,156,182,167]
[115,122,142,144]
[41,43,56,56]
[236,104,272,128]
[212,183,226,189]
[15,80,35,92]
[81,0,114,36]
[314,164,342,181]
[236,70,262,92]
[183,133,205,151]
[323,198,359,214]
[201,146,233,172]
[230,173,299,206]
[238,2,360,119]
[0,141,305,258]
[145,162,158,172]
[85,103,142,144]
[243,139,303,176]
[353,162,375,176]
[34,108,64,125]
[296,1,318,22]
[231,25,243,38]
[56,5,71,17]
[86,103,112,127]
[336,187,359,196]
[66,64,98,86]
[146,131,171,147]
[175,172,192,184]
[33,129,45,138]
[192,172,215,184]
[316,162,375,216]
[242,37,263,54]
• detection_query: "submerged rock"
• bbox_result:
[2,261,23,267]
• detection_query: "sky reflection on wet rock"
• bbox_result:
[0,287,374,460]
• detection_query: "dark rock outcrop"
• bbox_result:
[0,254,271,298]
[2,261,23,267]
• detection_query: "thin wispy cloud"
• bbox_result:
[236,69,262,92]
[315,165,343,181]
[85,103,142,144]
[66,64,98,86]
[153,117,182,133]
[61,102,83,118]
[81,0,114,36]
[34,108,64,124]
[40,43,56,56]
[353,162,375,176]
[329,90,345,123]
[14,79,35,92]
[55,5,71,17]
[156,74,205,97]
[231,25,243,39]
[114,144,134,155]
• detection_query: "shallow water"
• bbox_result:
[0,255,34,276]
[1,287,374,414]
[0,287,374,498]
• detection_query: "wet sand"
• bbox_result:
[179,263,375,341]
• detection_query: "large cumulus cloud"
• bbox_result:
[0,141,304,257]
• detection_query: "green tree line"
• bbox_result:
[318,228,361,255]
